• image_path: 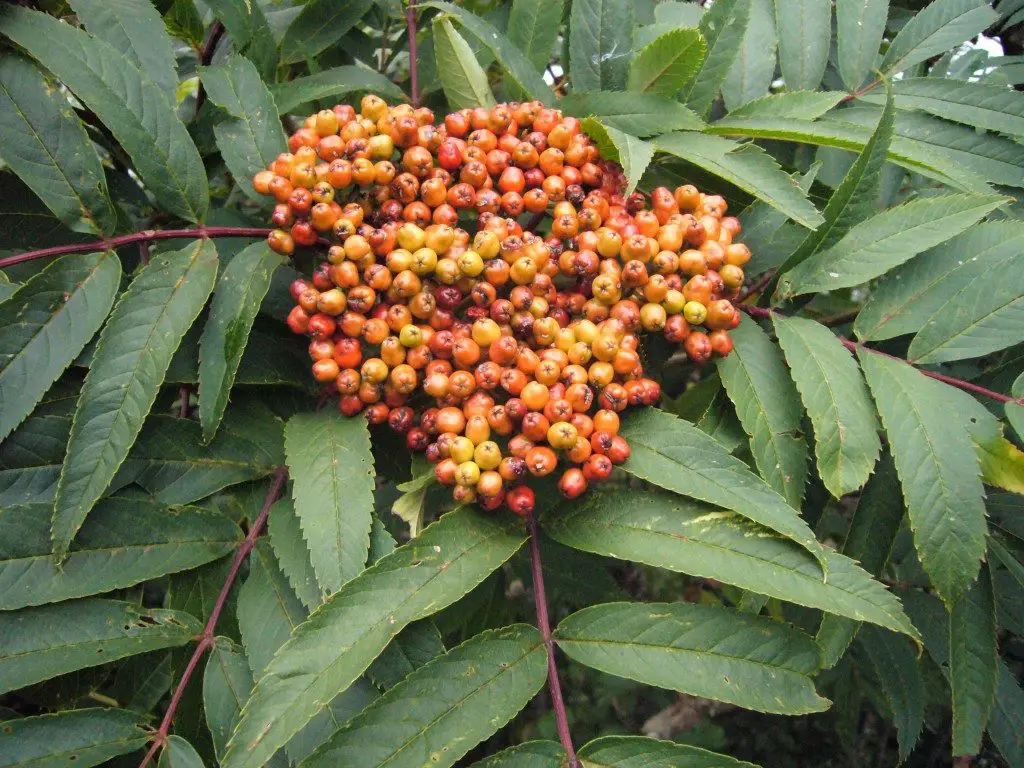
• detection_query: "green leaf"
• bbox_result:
[238,541,373,765]
[0,414,68,506]
[203,0,277,80]
[0,6,208,222]
[682,0,751,116]
[655,132,823,229]
[366,619,446,691]
[284,411,375,595]
[816,453,905,667]
[543,486,919,638]
[158,736,204,768]
[222,508,526,768]
[619,408,826,569]
[162,0,203,47]
[579,119,652,195]
[857,626,924,761]
[115,407,283,505]
[0,56,116,236]
[559,91,704,136]
[433,18,496,111]
[199,243,281,441]
[858,350,986,604]
[707,113,994,192]
[774,0,830,90]
[0,599,201,694]
[271,67,406,114]
[0,708,148,768]
[841,106,1024,189]
[53,240,218,557]
[202,56,288,204]
[856,222,1024,342]
[568,0,633,91]
[419,2,555,103]
[507,0,566,73]
[554,601,829,714]
[0,252,120,443]
[204,640,287,767]
[881,0,998,76]
[238,541,306,678]
[769,84,895,290]
[989,662,1024,767]
[0,498,238,610]
[775,194,1006,299]
[950,566,998,755]
[1008,373,1024,441]
[721,0,777,110]
[578,736,760,768]
[628,28,706,97]
[716,318,808,507]
[836,0,888,90]
[68,0,178,99]
[470,742,566,767]
[279,0,375,65]
[906,252,1024,364]
[303,625,547,768]
[726,91,845,120]
[860,78,1024,137]
[773,315,881,498]
[267,498,322,611]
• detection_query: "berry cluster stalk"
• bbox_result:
[137,467,288,768]
[527,512,580,768]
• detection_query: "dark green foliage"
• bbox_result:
[0,1,1021,766]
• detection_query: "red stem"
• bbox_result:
[526,512,579,768]
[138,467,288,768]
[0,227,276,269]
[839,77,882,104]
[737,270,774,303]
[178,386,190,418]
[195,21,226,112]
[406,0,419,107]
[739,304,1023,406]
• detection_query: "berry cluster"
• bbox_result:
[254,97,748,516]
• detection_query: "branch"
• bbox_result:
[737,270,774,303]
[0,227,287,269]
[406,0,419,107]
[839,77,883,104]
[526,512,580,768]
[138,467,288,768]
[738,304,1024,405]
[195,21,226,112]
[178,385,192,419]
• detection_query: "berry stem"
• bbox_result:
[526,512,580,768]
[137,467,288,768]
[0,227,274,269]
[406,0,419,108]
[738,304,1023,406]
